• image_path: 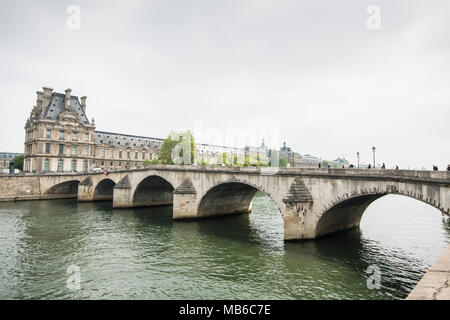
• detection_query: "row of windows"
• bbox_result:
[46,129,90,142]
[43,144,154,161]
[42,159,141,172]
[98,149,153,160]
[45,143,90,156]
[43,159,89,172]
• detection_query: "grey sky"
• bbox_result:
[0,0,449,169]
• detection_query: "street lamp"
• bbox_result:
[372,146,376,169]
[357,152,360,169]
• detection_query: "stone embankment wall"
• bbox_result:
[0,175,41,200]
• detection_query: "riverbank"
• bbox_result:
[0,194,77,202]
[406,245,450,300]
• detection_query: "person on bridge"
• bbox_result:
[395,165,399,170]
[447,164,450,171]
[381,163,386,169]
[368,164,371,169]
[433,165,438,171]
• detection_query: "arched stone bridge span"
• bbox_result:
[16,166,450,240]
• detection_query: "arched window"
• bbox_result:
[58,159,63,172]
[44,159,50,172]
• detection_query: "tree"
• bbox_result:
[158,131,196,165]
[279,157,288,168]
[143,159,160,166]
[11,155,24,171]
[222,153,228,166]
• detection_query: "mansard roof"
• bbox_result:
[94,131,164,149]
[43,92,89,124]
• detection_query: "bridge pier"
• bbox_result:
[113,176,134,208]
[282,203,316,240]
[173,178,198,219]
[77,177,94,202]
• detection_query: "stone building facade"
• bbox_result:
[24,87,161,173]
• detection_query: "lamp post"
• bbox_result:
[357,152,360,169]
[372,146,376,169]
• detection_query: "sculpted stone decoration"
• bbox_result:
[58,110,79,123]
[174,178,196,194]
[282,176,313,204]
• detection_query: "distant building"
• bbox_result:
[0,152,23,171]
[299,154,322,167]
[279,142,302,167]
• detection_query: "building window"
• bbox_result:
[71,160,77,172]
[59,144,64,156]
[73,132,77,141]
[101,161,104,166]
[72,146,77,156]
[58,159,63,172]
[135,152,138,160]
[127,152,130,159]
[149,153,153,160]
[45,143,51,154]
[101,149,105,158]
[84,133,89,142]
[44,159,50,172]
[110,150,114,158]
[46,129,51,139]
[59,131,65,140]
[119,151,122,159]
[142,152,145,160]
[84,146,89,156]
[83,160,88,171]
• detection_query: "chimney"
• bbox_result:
[36,91,43,112]
[80,96,87,113]
[42,86,53,98]
[65,88,72,110]
[42,86,53,110]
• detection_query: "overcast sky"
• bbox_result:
[0,0,449,169]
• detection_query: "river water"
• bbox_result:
[0,193,449,300]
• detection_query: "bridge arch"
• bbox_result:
[46,180,80,196]
[132,175,174,207]
[197,180,282,218]
[315,190,445,238]
[93,178,116,201]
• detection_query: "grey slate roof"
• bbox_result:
[43,93,89,124]
[94,131,164,149]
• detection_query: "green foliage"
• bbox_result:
[143,159,160,166]
[233,155,238,165]
[158,131,196,165]
[279,157,288,168]
[222,153,228,165]
[11,155,24,170]
[322,160,329,168]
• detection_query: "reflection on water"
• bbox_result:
[0,193,448,300]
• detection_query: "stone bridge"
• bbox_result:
[2,165,449,240]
